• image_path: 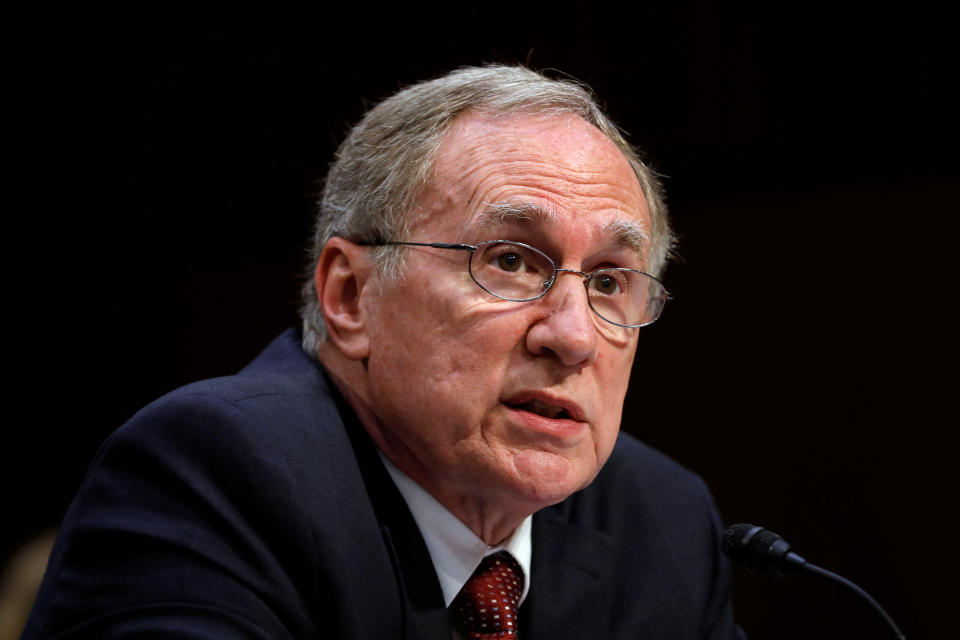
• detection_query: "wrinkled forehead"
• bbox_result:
[414,111,651,257]
[435,111,642,188]
[474,200,650,256]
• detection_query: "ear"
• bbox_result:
[314,237,373,360]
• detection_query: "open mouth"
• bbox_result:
[507,399,572,421]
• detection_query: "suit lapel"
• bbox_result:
[378,524,452,640]
[335,383,451,640]
[520,505,618,640]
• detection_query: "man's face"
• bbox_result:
[361,112,651,514]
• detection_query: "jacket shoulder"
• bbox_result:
[24,330,400,639]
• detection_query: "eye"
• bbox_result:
[590,271,626,295]
[594,275,618,294]
[497,252,525,272]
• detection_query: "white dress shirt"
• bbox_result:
[379,453,532,607]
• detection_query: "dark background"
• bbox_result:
[7,1,956,637]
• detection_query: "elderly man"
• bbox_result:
[25,66,744,639]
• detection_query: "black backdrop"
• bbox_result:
[7,2,957,637]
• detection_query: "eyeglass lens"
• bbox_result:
[470,242,555,301]
[468,241,666,327]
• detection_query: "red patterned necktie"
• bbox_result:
[451,551,525,638]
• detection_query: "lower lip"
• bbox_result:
[504,404,586,438]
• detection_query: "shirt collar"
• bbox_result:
[379,452,532,607]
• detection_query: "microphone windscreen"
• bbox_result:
[722,523,805,576]
[722,523,760,563]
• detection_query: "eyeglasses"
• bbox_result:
[364,239,670,328]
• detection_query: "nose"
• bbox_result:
[525,271,599,368]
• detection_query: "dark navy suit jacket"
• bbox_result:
[24,330,744,639]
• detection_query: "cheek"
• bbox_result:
[592,346,637,436]
[365,288,525,434]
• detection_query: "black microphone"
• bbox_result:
[722,523,905,639]
[722,523,807,576]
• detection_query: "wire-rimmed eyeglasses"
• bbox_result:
[363,239,670,328]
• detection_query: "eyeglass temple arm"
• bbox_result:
[363,240,477,252]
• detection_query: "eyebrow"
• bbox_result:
[476,201,648,254]
[608,219,648,253]
[477,201,558,226]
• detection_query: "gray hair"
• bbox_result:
[300,65,673,354]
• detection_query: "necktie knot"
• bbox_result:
[451,550,524,638]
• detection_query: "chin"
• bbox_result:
[506,449,596,507]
